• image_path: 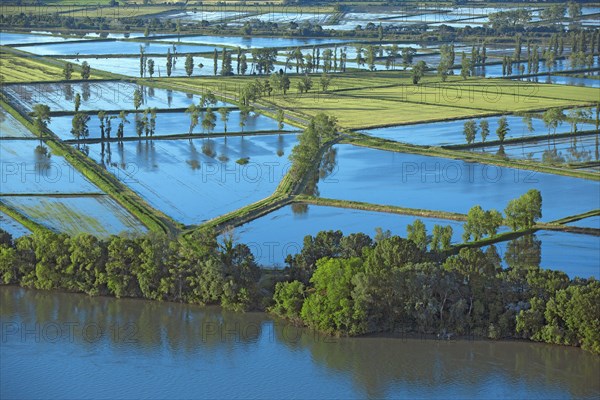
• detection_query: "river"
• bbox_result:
[1,286,598,399]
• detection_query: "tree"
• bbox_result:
[543,108,565,137]
[460,52,471,79]
[80,61,91,80]
[514,35,522,62]
[463,205,487,242]
[568,1,582,19]
[63,62,73,80]
[412,61,426,84]
[201,107,216,134]
[483,210,503,238]
[239,105,251,133]
[98,111,106,140]
[349,45,361,70]
[67,233,106,295]
[440,226,453,250]
[221,48,233,76]
[291,75,304,94]
[239,53,248,75]
[407,219,428,251]
[504,190,542,231]
[300,257,366,335]
[139,45,145,78]
[366,45,376,71]
[31,104,51,136]
[276,109,285,131]
[115,111,128,140]
[271,281,305,320]
[496,116,509,143]
[281,74,291,95]
[74,93,81,112]
[105,236,141,298]
[185,54,194,77]
[320,73,331,92]
[149,108,157,137]
[463,120,477,144]
[402,47,415,68]
[218,107,230,134]
[186,104,199,135]
[480,120,489,142]
[71,113,90,142]
[166,49,173,77]
[133,88,142,111]
[213,48,218,76]
[147,58,155,79]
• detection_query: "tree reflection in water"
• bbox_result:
[2,286,597,399]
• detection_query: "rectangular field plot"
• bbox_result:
[2,82,223,112]
[271,94,478,130]
[0,52,67,83]
[1,140,100,195]
[155,35,349,49]
[316,144,600,222]
[233,204,465,267]
[49,110,297,141]
[472,135,599,163]
[0,210,30,238]
[13,40,216,56]
[338,82,597,114]
[84,134,298,224]
[63,55,240,78]
[0,107,34,138]
[362,115,597,146]
[0,195,146,237]
[0,32,87,45]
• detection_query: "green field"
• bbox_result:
[165,73,600,130]
[0,195,147,237]
[0,52,67,83]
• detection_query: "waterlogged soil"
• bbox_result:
[83,134,297,224]
[361,115,597,146]
[316,144,600,221]
[233,204,465,267]
[1,195,146,236]
[2,286,599,400]
[13,40,216,56]
[49,111,297,141]
[0,210,30,238]
[0,107,34,138]
[2,82,221,112]
[63,55,240,78]
[159,11,251,22]
[0,140,100,194]
[0,32,85,45]
[155,35,349,49]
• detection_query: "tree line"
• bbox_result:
[1,190,597,354]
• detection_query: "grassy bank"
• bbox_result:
[295,196,469,221]
[0,202,50,233]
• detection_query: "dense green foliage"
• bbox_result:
[274,229,599,354]
[289,112,337,181]
[1,205,598,354]
[0,229,260,312]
